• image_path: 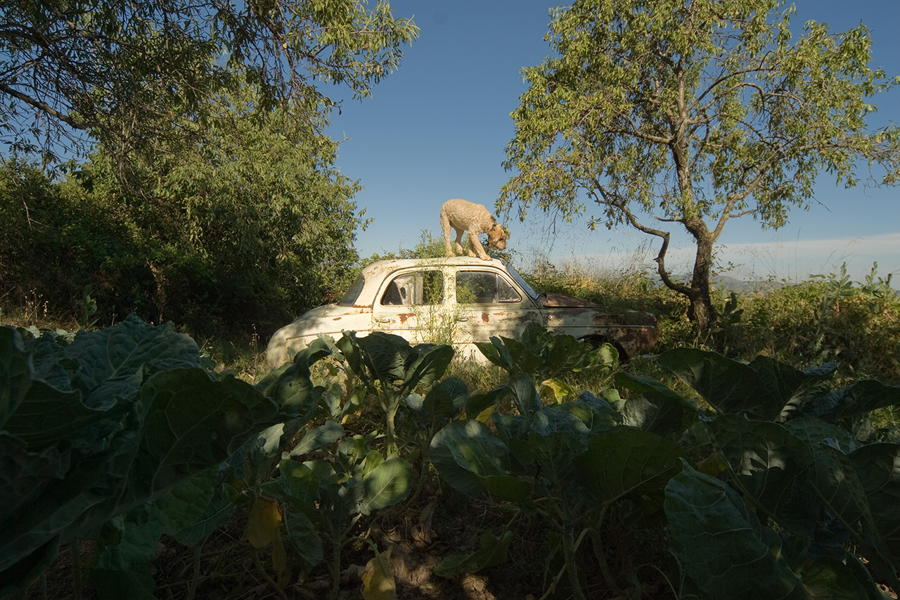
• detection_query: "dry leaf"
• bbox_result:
[245,496,283,549]
[361,548,397,600]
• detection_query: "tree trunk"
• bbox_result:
[686,234,716,330]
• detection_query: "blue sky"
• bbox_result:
[326,0,899,284]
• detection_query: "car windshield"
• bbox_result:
[505,265,540,299]
[338,274,366,305]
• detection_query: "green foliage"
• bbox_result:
[233,333,450,598]
[492,323,618,379]
[0,86,365,334]
[325,331,454,455]
[0,0,418,162]
[0,316,316,596]
[477,322,618,397]
[0,160,144,322]
[433,529,513,578]
[730,265,900,382]
[649,348,900,593]
[665,463,808,600]
[3,318,898,599]
[428,341,899,598]
[502,0,899,327]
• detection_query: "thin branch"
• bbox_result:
[588,181,691,296]
[0,83,83,128]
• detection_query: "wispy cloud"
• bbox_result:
[561,232,900,283]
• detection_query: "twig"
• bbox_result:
[185,542,204,600]
[252,550,289,600]
[71,540,83,600]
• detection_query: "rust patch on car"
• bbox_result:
[398,313,415,324]
[481,313,489,322]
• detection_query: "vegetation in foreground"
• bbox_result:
[2,317,898,600]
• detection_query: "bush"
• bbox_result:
[722,265,899,382]
[0,90,364,336]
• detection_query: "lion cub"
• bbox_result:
[439,198,509,261]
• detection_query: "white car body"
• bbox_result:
[265,257,658,367]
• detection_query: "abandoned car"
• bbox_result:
[265,257,658,367]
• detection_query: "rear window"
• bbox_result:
[456,271,521,304]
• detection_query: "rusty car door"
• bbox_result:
[370,268,448,344]
[450,267,543,350]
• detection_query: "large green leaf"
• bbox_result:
[797,555,885,600]
[290,421,345,457]
[93,507,164,600]
[283,507,323,571]
[465,387,506,420]
[154,469,234,547]
[805,380,900,422]
[0,328,31,430]
[0,412,146,577]
[804,443,897,587]
[577,427,682,504]
[430,420,509,497]
[615,372,696,436]
[422,377,467,422]
[66,315,200,409]
[3,380,109,450]
[0,433,70,522]
[0,538,60,598]
[356,457,412,515]
[434,529,513,578]
[255,351,324,415]
[401,343,454,394]
[658,348,769,414]
[354,331,410,384]
[474,336,516,372]
[134,369,284,497]
[665,462,806,600]
[708,416,818,538]
[501,335,542,375]
[658,349,821,419]
[850,443,900,565]
[506,372,541,417]
[784,416,860,454]
[566,392,621,432]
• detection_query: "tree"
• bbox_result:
[59,86,364,332]
[501,0,899,329]
[0,0,417,161]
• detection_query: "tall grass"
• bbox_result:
[520,258,899,382]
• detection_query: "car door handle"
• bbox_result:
[374,317,392,323]
[455,316,469,322]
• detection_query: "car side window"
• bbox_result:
[456,271,521,304]
[380,271,444,306]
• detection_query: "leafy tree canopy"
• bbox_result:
[501,0,899,328]
[0,0,417,160]
[70,86,363,329]
[1,86,363,333]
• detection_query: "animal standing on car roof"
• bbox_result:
[439,198,509,261]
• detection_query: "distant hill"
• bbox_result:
[666,273,783,293]
[711,274,783,293]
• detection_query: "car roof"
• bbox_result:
[360,256,507,276]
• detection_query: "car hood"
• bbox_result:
[538,293,598,308]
